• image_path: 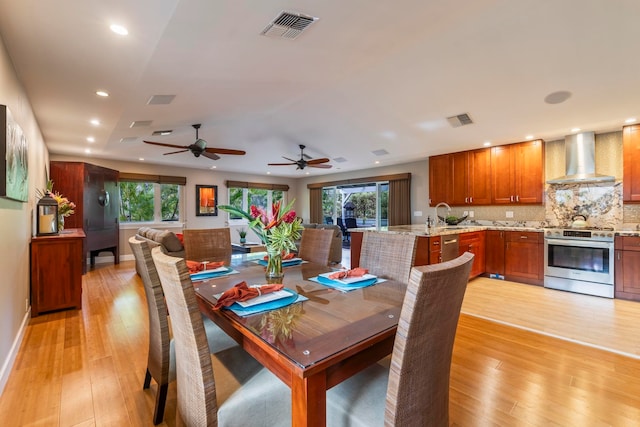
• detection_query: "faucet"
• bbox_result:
[434,202,452,227]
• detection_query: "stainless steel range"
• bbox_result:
[544,227,614,298]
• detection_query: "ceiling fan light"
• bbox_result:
[194,139,207,149]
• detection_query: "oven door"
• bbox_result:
[544,238,614,285]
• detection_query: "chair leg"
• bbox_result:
[143,368,152,389]
[153,383,169,425]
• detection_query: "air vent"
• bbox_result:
[119,137,138,144]
[332,157,347,163]
[446,113,473,128]
[371,149,389,156]
[147,95,176,105]
[152,130,173,136]
[261,11,317,39]
[130,120,153,128]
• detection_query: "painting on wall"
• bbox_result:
[0,105,28,202]
[196,184,218,216]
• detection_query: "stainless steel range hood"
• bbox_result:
[547,131,615,184]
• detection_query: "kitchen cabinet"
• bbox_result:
[491,140,544,204]
[429,154,451,206]
[50,161,120,271]
[30,229,85,316]
[485,230,506,276]
[623,125,640,202]
[429,236,442,264]
[429,148,491,206]
[458,231,486,278]
[349,232,430,268]
[614,236,640,301]
[505,231,543,285]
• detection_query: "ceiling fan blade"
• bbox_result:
[308,164,333,169]
[282,156,297,162]
[268,162,297,166]
[143,140,189,149]
[163,149,190,155]
[306,158,330,165]
[202,151,220,160]
[204,147,246,155]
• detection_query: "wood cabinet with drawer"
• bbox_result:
[615,236,640,301]
[504,230,543,285]
[458,231,486,278]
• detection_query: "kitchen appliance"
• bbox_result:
[441,234,459,262]
[571,215,588,229]
[544,227,614,298]
[547,132,615,184]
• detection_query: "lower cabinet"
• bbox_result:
[458,231,485,278]
[615,236,640,301]
[485,230,506,276]
[30,229,85,316]
[504,231,543,286]
[429,236,442,264]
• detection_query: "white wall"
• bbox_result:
[0,36,50,393]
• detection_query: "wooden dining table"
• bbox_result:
[194,254,406,427]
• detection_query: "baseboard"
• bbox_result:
[0,308,30,396]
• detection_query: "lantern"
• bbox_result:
[37,192,59,236]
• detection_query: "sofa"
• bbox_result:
[296,224,343,264]
[134,227,185,274]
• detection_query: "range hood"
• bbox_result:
[547,131,615,184]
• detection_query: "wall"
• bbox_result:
[0,36,50,393]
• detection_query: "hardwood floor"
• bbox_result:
[1,260,640,426]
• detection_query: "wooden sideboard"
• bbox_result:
[30,228,85,316]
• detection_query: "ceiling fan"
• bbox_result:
[143,124,246,160]
[268,144,332,170]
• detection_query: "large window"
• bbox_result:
[227,187,284,222]
[119,173,185,223]
[322,182,388,228]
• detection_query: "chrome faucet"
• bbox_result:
[434,202,452,227]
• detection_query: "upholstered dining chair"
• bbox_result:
[326,252,475,427]
[182,228,232,264]
[128,236,238,425]
[298,227,335,266]
[359,233,418,283]
[151,247,291,426]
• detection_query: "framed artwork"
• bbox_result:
[0,105,29,202]
[195,184,218,216]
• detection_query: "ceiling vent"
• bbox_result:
[261,11,317,39]
[147,95,175,105]
[130,120,153,128]
[119,137,138,144]
[371,149,389,156]
[447,113,474,128]
[333,157,347,163]
[152,130,173,136]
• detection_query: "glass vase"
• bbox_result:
[58,215,64,231]
[265,246,284,284]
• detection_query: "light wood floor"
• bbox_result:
[1,260,640,426]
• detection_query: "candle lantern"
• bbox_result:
[37,192,59,236]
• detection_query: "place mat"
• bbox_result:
[255,258,305,267]
[310,275,385,292]
[190,267,239,282]
[222,288,308,316]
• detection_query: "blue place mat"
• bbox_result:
[225,288,308,316]
[255,258,304,267]
[310,275,384,292]
[190,267,239,282]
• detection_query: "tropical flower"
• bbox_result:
[37,180,76,218]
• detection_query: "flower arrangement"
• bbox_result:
[37,180,76,229]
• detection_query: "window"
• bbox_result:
[227,187,285,223]
[119,173,185,223]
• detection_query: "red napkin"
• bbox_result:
[263,252,296,261]
[328,267,369,280]
[213,281,284,310]
[186,260,225,274]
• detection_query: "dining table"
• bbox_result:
[194,253,407,427]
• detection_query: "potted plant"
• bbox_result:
[237,228,247,244]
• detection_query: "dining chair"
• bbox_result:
[182,228,232,264]
[359,233,418,283]
[298,227,335,265]
[128,237,238,425]
[326,252,475,427]
[151,247,291,426]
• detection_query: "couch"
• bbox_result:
[296,224,343,264]
[134,227,185,274]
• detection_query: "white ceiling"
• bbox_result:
[1,0,639,178]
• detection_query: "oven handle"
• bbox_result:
[544,238,613,249]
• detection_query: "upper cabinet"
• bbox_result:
[491,140,544,204]
[623,124,640,202]
[429,140,543,206]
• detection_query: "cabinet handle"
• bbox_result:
[465,197,469,203]
[617,252,621,261]
[470,197,473,203]
[510,195,514,202]
[433,241,440,246]
[500,231,504,238]
[516,195,520,202]
[444,239,458,245]
[520,235,528,239]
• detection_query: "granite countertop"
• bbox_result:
[350,224,640,237]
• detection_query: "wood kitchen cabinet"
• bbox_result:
[614,236,640,301]
[429,236,442,264]
[485,230,506,276]
[429,148,491,206]
[30,228,85,316]
[491,140,544,204]
[458,231,486,278]
[429,154,451,206]
[623,125,640,202]
[504,231,543,285]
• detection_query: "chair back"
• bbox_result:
[151,247,218,426]
[128,236,172,423]
[385,252,474,426]
[183,228,232,264]
[359,233,417,283]
[298,228,334,265]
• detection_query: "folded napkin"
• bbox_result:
[263,252,296,261]
[214,281,284,310]
[186,260,225,274]
[328,267,369,280]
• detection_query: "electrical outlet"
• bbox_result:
[469,210,474,218]
[506,211,514,218]
[463,211,468,216]
[413,211,423,217]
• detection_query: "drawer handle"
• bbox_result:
[444,239,458,245]
[520,236,528,239]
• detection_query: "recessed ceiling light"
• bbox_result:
[138,158,144,161]
[571,128,581,133]
[90,119,100,126]
[375,161,380,164]
[86,137,95,143]
[96,90,109,97]
[110,24,128,36]
[84,148,91,154]
[483,141,491,147]
[625,118,637,124]
[210,166,217,170]
[305,172,310,175]
[267,171,271,175]
[525,135,534,140]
